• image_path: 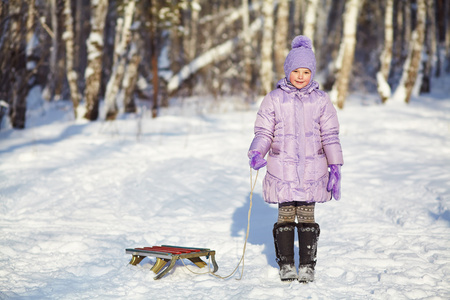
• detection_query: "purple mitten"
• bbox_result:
[327,164,341,200]
[248,150,267,170]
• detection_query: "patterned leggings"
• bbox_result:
[277,202,315,223]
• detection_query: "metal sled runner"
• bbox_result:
[126,245,219,280]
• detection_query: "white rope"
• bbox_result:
[180,168,259,280]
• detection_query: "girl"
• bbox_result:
[248,36,343,282]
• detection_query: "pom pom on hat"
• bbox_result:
[291,35,313,50]
[283,35,316,81]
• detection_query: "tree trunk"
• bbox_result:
[123,40,141,113]
[103,19,122,120]
[42,0,64,102]
[26,0,35,49]
[84,0,108,121]
[393,0,409,73]
[26,0,39,87]
[63,0,81,118]
[314,0,332,70]
[303,0,319,44]
[292,0,304,37]
[274,0,289,80]
[149,0,159,118]
[330,0,362,109]
[376,0,394,103]
[74,0,87,90]
[242,0,252,101]
[322,0,345,90]
[445,0,450,73]
[169,5,182,75]
[180,1,200,96]
[434,0,445,77]
[104,0,135,120]
[8,1,28,129]
[260,0,274,95]
[41,0,56,101]
[392,0,426,103]
[420,0,436,94]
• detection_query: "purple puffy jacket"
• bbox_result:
[249,78,344,204]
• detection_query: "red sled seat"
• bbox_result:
[126,245,218,280]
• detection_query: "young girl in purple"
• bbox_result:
[248,36,343,282]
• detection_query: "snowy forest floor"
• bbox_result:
[1,80,450,299]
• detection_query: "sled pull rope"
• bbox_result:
[180,168,258,280]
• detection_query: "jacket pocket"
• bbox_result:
[271,139,281,155]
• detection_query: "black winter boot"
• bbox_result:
[273,222,298,281]
[297,222,320,283]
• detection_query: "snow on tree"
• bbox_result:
[330,0,362,109]
[63,0,81,118]
[391,0,426,104]
[104,0,136,120]
[84,0,109,120]
[166,17,263,94]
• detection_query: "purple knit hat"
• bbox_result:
[283,36,316,80]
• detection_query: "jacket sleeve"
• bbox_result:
[248,93,276,158]
[319,93,344,165]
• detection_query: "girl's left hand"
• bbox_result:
[327,164,341,200]
[249,150,267,170]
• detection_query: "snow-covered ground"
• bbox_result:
[1,81,449,299]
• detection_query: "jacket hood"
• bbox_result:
[276,78,320,94]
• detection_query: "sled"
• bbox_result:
[125,245,219,280]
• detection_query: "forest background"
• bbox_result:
[0,0,449,130]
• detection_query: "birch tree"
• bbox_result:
[84,0,108,121]
[330,0,362,109]
[322,0,345,90]
[392,0,426,103]
[122,40,141,113]
[376,0,394,103]
[42,0,60,102]
[260,0,274,95]
[26,0,36,62]
[104,0,136,120]
[63,0,81,117]
[274,0,289,80]
[314,0,332,69]
[303,0,319,45]
[292,0,304,37]
[393,0,411,71]
[180,1,200,96]
[183,1,200,65]
[25,0,40,91]
[74,0,87,83]
[242,0,252,100]
[420,0,436,93]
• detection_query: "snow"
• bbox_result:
[1,78,450,299]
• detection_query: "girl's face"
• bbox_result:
[289,68,312,89]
